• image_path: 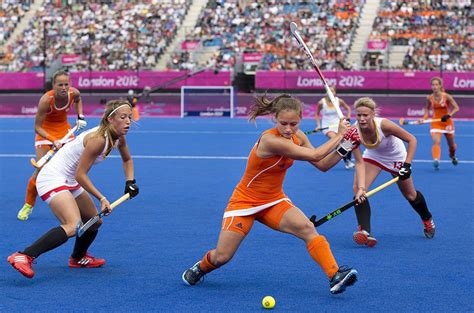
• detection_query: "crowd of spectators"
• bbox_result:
[369,0,472,71]
[167,0,363,71]
[0,0,190,72]
[1,0,471,72]
[0,1,31,46]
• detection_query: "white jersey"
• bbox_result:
[357,117,407,174]
[36,127,116,199]
[320,98,340,135]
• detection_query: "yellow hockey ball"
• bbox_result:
[262,296,276,309]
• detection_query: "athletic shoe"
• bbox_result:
[451,156,458,166]
[344,159,355,169]
[69,253,106,268]
[433,159,440,170]
[7,252,34,278]
[182,261,205,286]
[353,226,377,247]
[329,266,358,294]
[423,218,436,239]
[17,203,33,221]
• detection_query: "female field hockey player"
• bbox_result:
[17,70,87,221]
[350,97,435,248]
[8,100,139,279]
[424,76,460,170]
[183,94,363,294]
[315,86,355,169]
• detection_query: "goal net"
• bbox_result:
[180,86,234,118]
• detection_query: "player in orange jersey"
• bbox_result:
[182,94,363,294]
[17,70,87,221]
[424,77,460,170]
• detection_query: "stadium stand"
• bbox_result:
[0,0,191,72]
[367,0,472,71]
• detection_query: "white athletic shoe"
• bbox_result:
[344,160,355,169]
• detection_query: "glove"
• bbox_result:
[398,162,412,180]
[441,114,451,122]
[77,114,87,130]
[344,127,360,149]
[125,179,139,198]
[337,127,361,157]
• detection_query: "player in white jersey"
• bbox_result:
[315,87,354,169]
[350,97,435,248]
[7,100,139,279]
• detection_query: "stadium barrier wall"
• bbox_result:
[1,93,473,119]
[256,71,474,91]
[0,71,232,90]
[0,71,472,91]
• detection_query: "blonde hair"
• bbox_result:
[354,97,379,115]
[93,99,132,156]
[248,94,303,122]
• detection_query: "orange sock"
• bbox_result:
[25,176,38,206]
[432,145,441,160]
[199,250,218,274]
[133,106,140,121]
[307,235,339,279]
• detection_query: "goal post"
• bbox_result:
[180,86,234,118]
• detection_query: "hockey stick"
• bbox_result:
[304,123,340,135]
[399,118,441,125]
[135,66,211,100]
[75,193,130,237]
[290,22,343,119]
[309,177,399,227]
[304,127,329,135]
[30,125,78,168]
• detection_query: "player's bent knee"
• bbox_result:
[62,224,78,237]
[298,221,317,239]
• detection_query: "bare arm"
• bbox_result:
[381,119,416,164]
[71,87,84,116]
[117,136,134,181]
[34,94,53,140]
[423,97,431,119]
[315,102,322,129]
[340,99,352,120]
[445,93,460,117]
[75,134,107,201]
[258,131,343,163]
[352,148,366,202]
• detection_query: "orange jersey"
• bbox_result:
[35,90,74,143]
[225,128,300,215]
[428,93,454,133]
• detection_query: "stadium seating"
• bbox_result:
[1,0,190,72]
[368,0,472,71]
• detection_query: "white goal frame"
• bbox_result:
[180,86,234,118]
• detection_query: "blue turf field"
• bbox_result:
[0,118,473,312]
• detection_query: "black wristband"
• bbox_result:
[78,114,85,120]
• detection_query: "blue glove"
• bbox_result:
[77,114,87,130]
[398,162,412,180]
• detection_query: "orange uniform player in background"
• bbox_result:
[17,70,86,221]
[182,94,364,295]
[424,77,460,170]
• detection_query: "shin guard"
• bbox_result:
[354,199,372,233]
[409,191,432,221]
